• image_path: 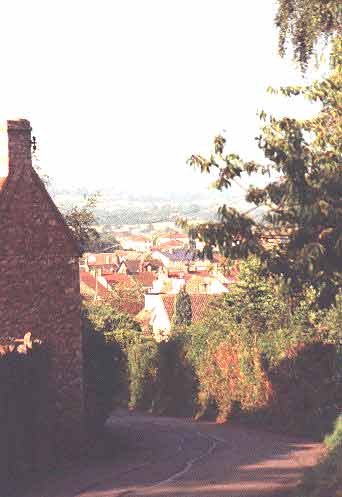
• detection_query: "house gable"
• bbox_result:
[0,167,80,256]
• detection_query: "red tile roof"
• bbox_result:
[80,272,143,315]
[157,232,188,241]
[102,273,134,286]
[170,233,188,239]
[80,271,111,300]
[119,260,141,274]
[188,270,211,277]
[115,250,144,260]
[123,234,150,242]
[159,240,185,250]
[161,294,213,324]
[135,272,157,288]
[85,253,117,266]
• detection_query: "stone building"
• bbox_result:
[0,119,84,459]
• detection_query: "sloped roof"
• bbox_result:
[142,259,163,270]
[120,260,141,274]
[0,167,81,255]
[161,294,213,324]
[115,250,144,260]
[80,271,111,300]
[162,249,199,262]
[85,253,117,266]
[159,240,185,250]
[135,272,157,288]
[124,234,150,242]
[102,273,134,286]
[156,232,189,242]
[169,233,189,239]
[81,271,143,315]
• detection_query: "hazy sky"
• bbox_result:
[0,1,321,193]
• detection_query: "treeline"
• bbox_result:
[93,204,206,226]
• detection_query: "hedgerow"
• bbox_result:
[81,259,340,439]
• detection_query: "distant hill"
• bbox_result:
[49,176,269,226]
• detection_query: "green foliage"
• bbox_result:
[64,193,101,253]
[176,260,340,432]
[124,334,196,415]
[295,415,342,497]
[187,65,341,306]
[127,340,159,410]
[171,286,192,330]
[106,279,145,316]
[221,256,288,335]
[105,328,144,351]
[81,300,143,412]
[154,337,197,416]
[319,292,342,351]
[82,301,141,333]
[275,0,340,70]
[82,313,120,431]
[81,266,340,439]
[185,3,341,308]
[89,232,121,252]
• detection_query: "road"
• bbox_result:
[21,408,323,497]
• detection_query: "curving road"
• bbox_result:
[22,408,323,497]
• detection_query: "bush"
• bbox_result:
[0,343,52,493]
[122,334,196,416]
[80,259,341,441]
[127,340,159,410]
[82,313,121,434]
[154,336,197,416]
[176,259,341,434]
[81,301,142,431]
[295,415,342,497]
[82,301,141,333]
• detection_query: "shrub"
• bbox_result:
[127,340,159,410]
[295,415,342,497]
[82,313,121,434]
[154,336,197,416]
[81,300,142,430]
[178,259,341,434]
[82,301,141,333]
[0,342,52,493]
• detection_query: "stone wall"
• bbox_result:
[0,119,84,464]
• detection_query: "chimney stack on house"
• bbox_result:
[0,119,32,182]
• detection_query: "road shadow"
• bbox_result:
[70,410,323,497]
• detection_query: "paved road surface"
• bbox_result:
[21,409,323,497]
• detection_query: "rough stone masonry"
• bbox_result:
[0,119,84,461]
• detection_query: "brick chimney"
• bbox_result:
[0,119,32,181]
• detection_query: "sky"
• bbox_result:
[0,1,322,194]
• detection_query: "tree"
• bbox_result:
[185,5,341,307]
[276,0,340,71]
[82,300,141,333]
[64,193,101,254]
[89,232,121,252]
[171,286,192,329]
[221,257,288,336]
[105,279,145,316]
